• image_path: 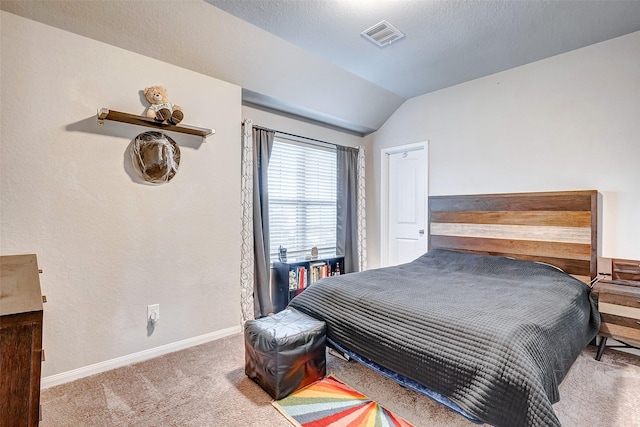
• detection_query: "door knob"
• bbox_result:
[419,229,425,235]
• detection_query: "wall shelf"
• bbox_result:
[97,108,214,138]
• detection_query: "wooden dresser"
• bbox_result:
[1,254,44,427]
[593,258,640,360]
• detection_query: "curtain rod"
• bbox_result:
[251,124,359,150]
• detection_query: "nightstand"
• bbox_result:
[592,257,640,360]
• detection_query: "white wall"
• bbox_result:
[368,31,640,267]
[1,12,242,377]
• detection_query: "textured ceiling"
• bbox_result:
[209,0,640,99]
[3,1,640,135]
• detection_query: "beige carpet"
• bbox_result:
[40,333,640,427]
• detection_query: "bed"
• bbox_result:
[288,190,600,427]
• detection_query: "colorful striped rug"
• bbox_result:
[272,375,415,427]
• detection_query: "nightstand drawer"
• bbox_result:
[600,313,640,329]
[598,292,640,310]
[599,322,640,343]
[598,302,640,320]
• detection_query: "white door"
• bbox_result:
[383,145,427,266]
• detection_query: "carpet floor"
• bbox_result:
[39,333,640,427]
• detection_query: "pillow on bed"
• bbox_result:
[503,255,565,273]
[534,261,565,272]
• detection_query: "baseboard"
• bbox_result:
[41,325,240,389]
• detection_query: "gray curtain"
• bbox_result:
[336,146,359,273]
[252,127,274,317]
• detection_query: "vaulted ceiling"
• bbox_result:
[3,1,640,135]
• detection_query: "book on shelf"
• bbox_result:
[309,261,328,285]
[284,257,344,293]
[288,270,297,290]
[298,266,306,289]
[287,266,308,291]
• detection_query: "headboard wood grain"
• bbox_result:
[428,190,598,283]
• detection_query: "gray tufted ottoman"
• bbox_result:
[244,308,326,399]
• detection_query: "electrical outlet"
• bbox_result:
[147,304,160,324]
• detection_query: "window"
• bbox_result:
[268,137,337,263]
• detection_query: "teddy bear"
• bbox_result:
[143,86,184,125]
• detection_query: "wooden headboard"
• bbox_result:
[428,190,598,283]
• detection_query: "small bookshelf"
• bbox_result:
[272,256,344,313]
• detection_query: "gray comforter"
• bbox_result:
[288,249,600,427]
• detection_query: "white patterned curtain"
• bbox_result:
[357,147,367,271]
[240,120,255,322]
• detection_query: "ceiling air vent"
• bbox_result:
[361,20,405,47]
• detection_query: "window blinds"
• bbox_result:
[268,138,337,263]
